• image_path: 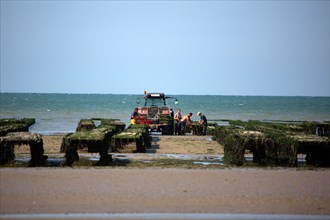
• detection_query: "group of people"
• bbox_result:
[130,107,208,135]
[174,109,208,135]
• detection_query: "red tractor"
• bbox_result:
[133,92,179,135]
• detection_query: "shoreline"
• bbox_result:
[28,118,330,136]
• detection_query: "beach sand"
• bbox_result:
[1,168,329,216]
[1,134,329,217]
[14,134,224,155]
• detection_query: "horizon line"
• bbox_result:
[0,91,329,98]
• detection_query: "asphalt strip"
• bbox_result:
[0,213,329,220]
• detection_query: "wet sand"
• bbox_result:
[14,134,224,155]
[1,167,329,216]
[1,135,329,218]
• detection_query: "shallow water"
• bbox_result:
[1,93,329,134]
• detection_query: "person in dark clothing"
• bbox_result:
[130,108,139,124]
[197,112,208,135]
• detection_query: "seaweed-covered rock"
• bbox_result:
[223,133,245,166]
[76,119,96,132]
[61,118,125,166]
[98,119,126,133]
[0,118,35,136]
[61,127,117,166]
[212,120,329,167]
[185,122,218,136]
[0,132,45,166]
[111,124,151,153]
[302,121,330,136]
[295,135,330,166]
[0,142,14,165]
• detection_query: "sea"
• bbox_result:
[1,93,329,135]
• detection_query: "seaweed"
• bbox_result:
[76,119,96,132]
[111,124,151,153]
[61,118,125,166]
[99,119,126,133]
[0,132,45,166]
[0,118,35,136]
[186,122,218,136]
[212,120,329,167]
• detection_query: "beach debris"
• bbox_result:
[61,118,125,166]
[0,132,46,166]
[212,120,330,166]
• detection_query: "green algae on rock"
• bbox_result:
[61,118,124,166]
[212,120,329,166]
[0,118,35,136]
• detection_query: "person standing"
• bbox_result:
[197,112,208,135]
[174,109,182,135]
[130,108,139,124]
[178,112,193,135]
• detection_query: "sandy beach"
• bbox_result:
[13,134,224,155]
[1,135,329,219]
[1,167,329,215]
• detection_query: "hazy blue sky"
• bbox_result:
[1,0,329,96]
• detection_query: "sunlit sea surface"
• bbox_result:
[1,93,329,135]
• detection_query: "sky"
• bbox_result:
[0,0,329,96]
